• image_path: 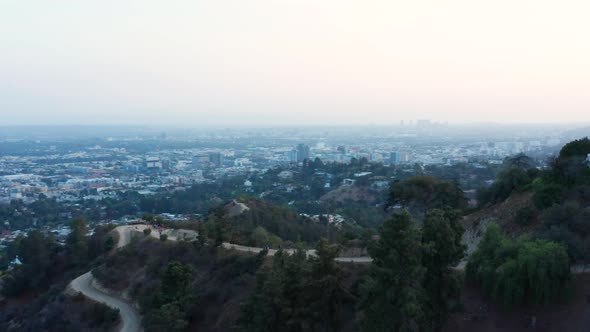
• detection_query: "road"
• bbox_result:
[70,272,142,332]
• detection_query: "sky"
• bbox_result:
[1,0,589,126]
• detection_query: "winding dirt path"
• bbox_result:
[70,272,142,332]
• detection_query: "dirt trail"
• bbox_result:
[69,272,142,332]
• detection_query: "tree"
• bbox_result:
[161,261,194,300]
[466,224,571,308]
[145,302,189,332]
[237,250,305,332]
[359,211,425,332]
[477,167,536,206]
[195,222,207,248]
[2,230,60,297]
[549,138,590,185]
[66,218,89,266]
[302,239,353,332]
[421,209,465,331]
[533,181,565,209]
[388,176,467,212]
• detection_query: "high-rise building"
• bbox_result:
[390,152,410,165]
[208,152,223,167]
[337,145,347,154]
[296,144,311,162]
[192,155,209,169]
[287,150,298,162]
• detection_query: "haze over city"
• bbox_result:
[2,0,590,126]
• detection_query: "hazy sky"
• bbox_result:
[2,0,589,126]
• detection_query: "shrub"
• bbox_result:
[515,206,535,226]
[467,224,571,308]
[160,234,168,242]
[143,228,152,236]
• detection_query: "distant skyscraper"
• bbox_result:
[287,149,298,162]
[390,152,410,165]
[296,144,311,162]
[208,152,223,167]
[192,154,208,169]
[390,152,401,165]
[337,145,347,154]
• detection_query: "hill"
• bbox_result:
[320,185,380,204]
[462,191,537,255]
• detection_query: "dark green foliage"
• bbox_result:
[357,209,466,332]
[144,228,152,236]
[421,209,465,331]
[504,154,537,170]
[358,211,425,332]
[532,181,565,209]
[2,230,61,297]
[537,202,590,262]
[227,200,328,246]
[515,206,536,226]
[160,233,168,242]
[66,218,89,266]
[548,138,590,186]
[142,261,194,332]
[195,222,207,248]
[237,241,353,332]
[302,240,354,332]
[467,224,571,308]
[161,261,194,300]
[559,137,590,159]
[88,224,117,260]
[388,176,467,211]
[477,167,538,206]
[236,249,305,332]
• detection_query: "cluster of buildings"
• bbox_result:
[0,127,570,206]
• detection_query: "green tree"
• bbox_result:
[359,211,425,332]
[66,218,89,266]
[467,224,571,308]
[421,209,465,331]
[195,222,207,248]
[145,302,189,332]
[2,230,60,297]
[388,176,467,212]
[237,249,295,332]
[161,261,194,300]
[301,239,353,332]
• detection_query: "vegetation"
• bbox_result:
[237,240,354,332]
[477,154,539,206]
[388,176,467,212]
[359,209,464,332]
[359,211,426,331]
[466,224,571,308]
[421,209,465,332]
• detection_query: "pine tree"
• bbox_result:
[421,209,465,331]
[302,239,353,332]
[359,211,425,332]
[66,218,89,266]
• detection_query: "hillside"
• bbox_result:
[92,235,365,332]
[462,191,538,255]
[320,185,380,204]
